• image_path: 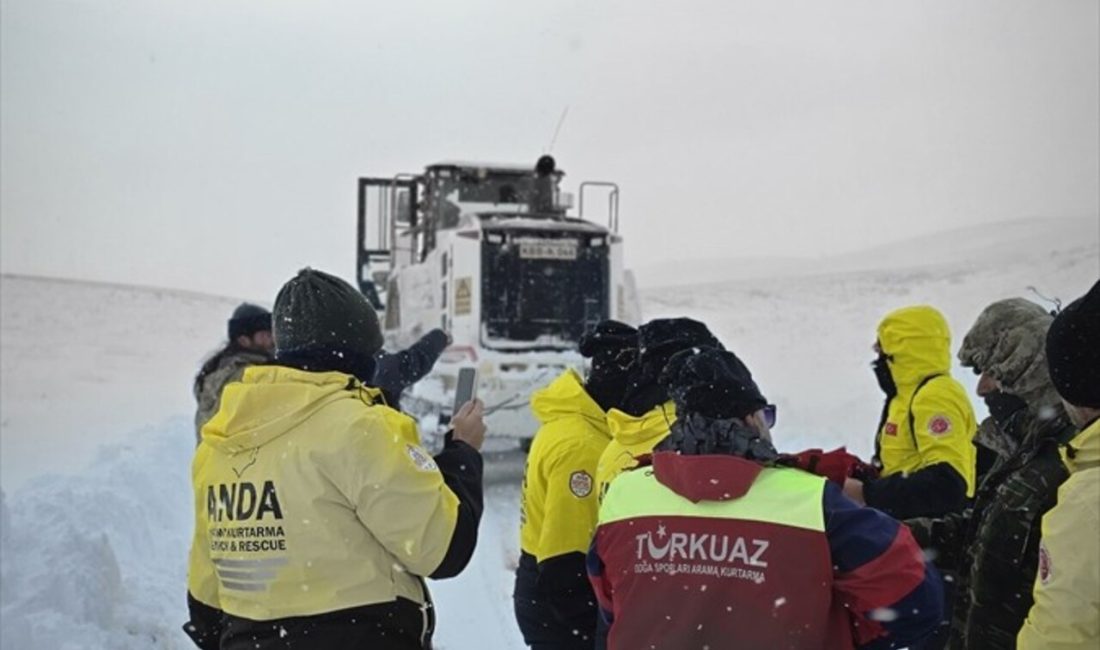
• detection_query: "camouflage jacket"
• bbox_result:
[907,409,1075,650]
[193,346,271,443]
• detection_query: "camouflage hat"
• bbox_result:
[958,298,1059,412]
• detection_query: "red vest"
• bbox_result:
[592,454,854,650]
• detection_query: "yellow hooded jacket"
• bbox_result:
[873,306,977,496]
[520,369,612,562]
[595,402,677,503]
[187,365,462,622]
[1018,417,1100,649]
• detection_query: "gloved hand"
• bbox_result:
[779,447,877,485]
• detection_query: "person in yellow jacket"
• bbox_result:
[595,318,721,501]
[514,320,638,649]
[843,305,977,520]
[1019,279,1100,649]
[184,269,486,650]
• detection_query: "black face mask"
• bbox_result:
[984,390,1029,434]
[586,367,634,413]
[872,353,897,398]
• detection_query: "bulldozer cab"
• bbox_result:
[356,161,571,303]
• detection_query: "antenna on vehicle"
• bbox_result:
[1027,285,1063,315]
[546,105,570,153]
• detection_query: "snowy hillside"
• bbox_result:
[0,276,243,490]
[0,216,1097,648]
[641,217,1098,458]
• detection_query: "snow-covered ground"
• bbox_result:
[0,216,1096,648]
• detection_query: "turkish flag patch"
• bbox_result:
[928,415,953,436]
[884,422,898,436]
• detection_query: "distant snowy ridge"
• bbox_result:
[634,216,1098,288]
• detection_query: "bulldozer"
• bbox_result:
[356,156,639,447]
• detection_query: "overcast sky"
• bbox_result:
[2,0,1097,301]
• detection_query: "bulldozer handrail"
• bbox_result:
[578,181,620,232]
[390,173,419,266]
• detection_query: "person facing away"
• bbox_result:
[193,303,274,443]
[587,348,944,650]
[373,328,451,411]
[844,305,978,519]
[1018,279,1100,650]
[184,268,487,650]
[905,298,1076,650]
[514,320,639,650]
[594,317,721,502]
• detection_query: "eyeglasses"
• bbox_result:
[762,404,777,428]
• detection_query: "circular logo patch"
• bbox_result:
[569,471,593,498]
[928,415,953,436]
[406,445,438,472]
[1038,542,1052,585]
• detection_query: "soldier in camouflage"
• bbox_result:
[906,298,1076,650]
[193,303,274,443]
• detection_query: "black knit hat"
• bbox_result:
[228,303,272,340]
[273,268,384,380]
[579,320,639,373]
[659,348,767,420]
[619,317,722,415]
[1046,280,1100,409]
[638,318,720,362]
[657,348,776,460]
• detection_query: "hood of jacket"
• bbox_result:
[1066,417,1100,472]
[877,305,953,387]
[651,451,762,503]
[957,298,1061,415]
[530,368,609,433]
[200,365,386,454]
[607,401,677,450]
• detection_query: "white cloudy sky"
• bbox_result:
[2,0,1097,301]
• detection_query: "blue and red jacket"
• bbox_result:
[587,451,943,649]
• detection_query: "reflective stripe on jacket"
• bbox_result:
[188,365,462,622]
[1018,417,1100,649]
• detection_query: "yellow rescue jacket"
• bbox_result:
[876,306,977,496]
[1019,417,1100,649]
[520,369,612,561]
[595,402,677,502]
[187,366,460,621]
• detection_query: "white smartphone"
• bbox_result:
[453,368,479,414]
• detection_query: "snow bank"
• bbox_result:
[0,417,195,649]
[0,415,527,649]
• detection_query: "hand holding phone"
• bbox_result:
[450,368,485,450]
[451,399,486,451]
[453,368,478,413]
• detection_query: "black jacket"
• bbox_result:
[906,408,1075,650]
[374,330,449,410]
